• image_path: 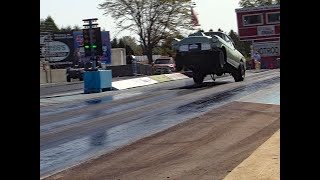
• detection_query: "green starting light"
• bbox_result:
[92,45,97,48]
[84,45,89,49]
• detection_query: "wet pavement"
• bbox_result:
[40,69,280,178]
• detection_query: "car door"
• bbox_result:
[223,34,241,67]
[227,35,244,61]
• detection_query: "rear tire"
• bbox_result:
[176,63,183,71]
[67,75,71,82]
[193,72,205,84]
[175,55,183,71]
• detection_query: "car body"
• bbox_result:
[152,57,176,74]
[172,31,246,84]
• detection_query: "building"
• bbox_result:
[235,5,280,69]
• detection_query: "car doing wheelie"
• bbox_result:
[172,31,246,84]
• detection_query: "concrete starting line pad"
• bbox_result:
[112,73,189,90]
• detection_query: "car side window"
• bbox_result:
[221,34,228,42]
[217,33,224,39]
[225,35,236,48]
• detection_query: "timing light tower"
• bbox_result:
[82,18,103,70]
[82,18,112,94]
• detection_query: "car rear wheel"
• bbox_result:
[175,55,183,71]
[67,75,71,82]
[193,71,205,84]
[176,63,183,71]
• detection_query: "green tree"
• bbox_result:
[152,46,162,55]
[156,33,185,56]
[60,25,81,32]
[99,0,194,64]
[60,25,72,32]
[228,30,251,57]
[239,0,278,7]
[120,36,143,55]
[111,38,119,48]
[118,39,125,48]
[72,25,81,31]
[218,28,223,32]
[40,16,60,32]
[239,0,255,7]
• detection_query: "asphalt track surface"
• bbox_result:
[40,69,280,179]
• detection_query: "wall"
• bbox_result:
[134,55,162,63]
[40,70,48,84]
[105,64,153,77]
[111,48,126,66]
[40,69,67,84]
[50,69,67,83]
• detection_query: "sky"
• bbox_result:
[40,0,241,39]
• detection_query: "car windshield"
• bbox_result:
[154,59,173,64]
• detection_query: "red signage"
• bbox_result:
[235,5,280,41]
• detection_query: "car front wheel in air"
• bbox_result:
[232,63,245,82]
[218,50,225,69]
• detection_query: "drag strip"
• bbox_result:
[40,70,280,178]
